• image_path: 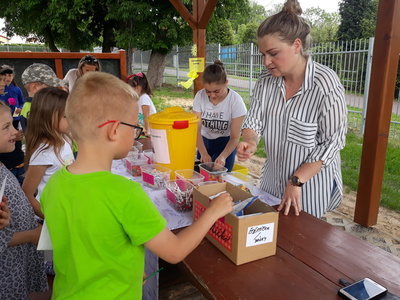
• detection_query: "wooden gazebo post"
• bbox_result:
[169,0,218,95]
[354,0,400,226]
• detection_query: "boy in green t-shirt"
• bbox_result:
[40,72,233,300]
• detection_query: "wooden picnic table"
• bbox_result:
[179,209,400,300]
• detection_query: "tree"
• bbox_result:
[207,19,235,46]
[337,0,377,41]
[0,0,105,52]
[303,8,340,43]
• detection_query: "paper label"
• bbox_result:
[150,129,170,164]
[142,172,155,185]
[189,57,205,73]
[37,220,53,250]
[194,201,232,251]
[246,222,274,247]
[0,177,6,203]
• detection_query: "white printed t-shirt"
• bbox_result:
[30,141,75,201]
[193,88,247,139]
[138,93,156,127]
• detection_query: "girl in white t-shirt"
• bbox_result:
[193,60,247,171]
[127,72,156,135]
[22,87,74,219]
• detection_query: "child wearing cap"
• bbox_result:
[20,63,65,133]
[40,72,233,300]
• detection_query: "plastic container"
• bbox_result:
[175,169,205,186]
[123,153,148,176]
[133,141,143,153]
[221,172,256,194]
[232,163,249,175]
[140,164,171,189]
[165,179,194,212]
[199,162,228,182]
[198,181,219,186]
[148,107,198,178]
[143,149,154,164]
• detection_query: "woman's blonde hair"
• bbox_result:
[257,0,311,56]
[77,55,101,77]
[25,87,70,164]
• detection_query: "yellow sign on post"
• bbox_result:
[178,57,205,89]
[189,57,205,73]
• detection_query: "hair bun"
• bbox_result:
[213,60,224,69]
[282,0,302,15]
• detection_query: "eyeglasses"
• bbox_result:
[97,120,143,140]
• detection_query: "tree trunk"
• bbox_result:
[44,26,60,52]
[147,51,167,89]
[126,48,135,75]
[102,20,115,53]
[68,23,80,52]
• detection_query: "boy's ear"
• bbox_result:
[106,121,120,142]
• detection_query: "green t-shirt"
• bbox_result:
[41,167,166,300]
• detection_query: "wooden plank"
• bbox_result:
[0,51,123,60]
[169,0,197,29]
[54,58,63,79]
[119,49,127,80]
[277,211,400,295]
[180,239,341,300]
[355,0,400,226]
[198,0,218,29]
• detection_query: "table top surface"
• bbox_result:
[180,209,400,300]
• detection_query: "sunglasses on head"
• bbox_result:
[83,56,98,63]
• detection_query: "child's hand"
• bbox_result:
[215,155,226,167]
[142,272,147,285]
[208,192,233,219]
[0,196,10,230]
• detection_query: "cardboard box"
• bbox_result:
[193,182,279,265]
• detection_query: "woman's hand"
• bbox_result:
[30,224,43,245]
[215,155,226,167]
[236,141,256,162]
[277,182,302,216]
[0,196,10,230]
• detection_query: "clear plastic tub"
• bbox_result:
[140,164,171,189]
[133,141,143,153]
[143,149,154,164]
[123,153,148,176]
[198,181,219,186]
[165,179,194,212]
[221,172,256,194]
[175,169,205,186]
[198,162,227,182]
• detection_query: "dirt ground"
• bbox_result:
[164,97,400,241]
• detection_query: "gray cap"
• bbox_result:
[21,63,65,87]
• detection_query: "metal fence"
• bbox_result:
[133,38,400,141]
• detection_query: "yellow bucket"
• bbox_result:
[148,107,199,178]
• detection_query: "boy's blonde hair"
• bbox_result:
[66,72,139,142]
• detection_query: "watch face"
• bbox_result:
[291,176,302,186]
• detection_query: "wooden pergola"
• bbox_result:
[170,0,400,227]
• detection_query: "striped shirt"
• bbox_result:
[242,57,347,218]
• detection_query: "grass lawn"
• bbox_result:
[152,84,400,212]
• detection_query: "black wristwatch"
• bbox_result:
[289,175,304,187]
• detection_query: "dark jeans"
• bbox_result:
[197,136,236,172]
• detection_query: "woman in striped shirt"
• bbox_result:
[237,0,347,218]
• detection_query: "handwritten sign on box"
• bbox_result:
[246,222,274,247]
